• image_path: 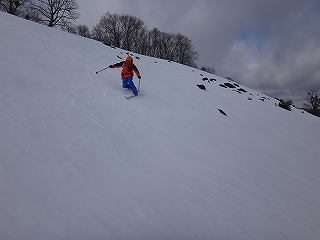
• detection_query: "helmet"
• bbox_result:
[126,56,133,62]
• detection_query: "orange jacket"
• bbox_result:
[111,61,141,79]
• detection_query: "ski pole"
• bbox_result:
[138,77,141,92]
[95,67,109,74]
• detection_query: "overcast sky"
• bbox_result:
[76,0,320,106]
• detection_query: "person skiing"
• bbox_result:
[109,56,141,96]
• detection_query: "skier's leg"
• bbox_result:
[122,78,130,89]
[127,76,138,95]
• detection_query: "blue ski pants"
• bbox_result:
[122,76,138,94]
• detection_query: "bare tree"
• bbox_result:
[201,66,215,74]
[119,14,145,51]
[278,99,293,111]
[144,29,199,66]
[75,24,90,38]
[173,33,199,67]
[148,28,162,57]
[92,12,145,51]
[0,0,30,16]
[92,11,200,68]
[159,32,175,60]
[92,12,122,47]
[303,90,320,116]
[30,0,80,28]
[135,26,149,55]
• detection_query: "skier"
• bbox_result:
[109,56,141,96]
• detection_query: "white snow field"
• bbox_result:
[1,12,320,240]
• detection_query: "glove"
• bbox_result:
[109,65,113,68]
[138,76,141,79]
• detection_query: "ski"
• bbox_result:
[125,95,137,99]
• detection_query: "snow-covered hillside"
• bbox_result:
[1,12,320,240]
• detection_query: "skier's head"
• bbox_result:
[126,56,133,63]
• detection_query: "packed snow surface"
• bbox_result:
[1,12,320,240]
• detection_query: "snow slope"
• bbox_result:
[1,12,320,240]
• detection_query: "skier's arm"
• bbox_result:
[109,61,124,68]
[133,64,141,78]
